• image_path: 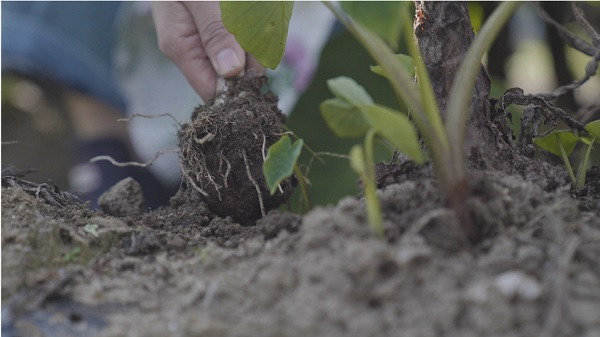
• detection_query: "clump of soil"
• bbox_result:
[178,74,293,224]
[97,177,146,216]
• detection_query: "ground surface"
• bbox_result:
[3,74,600,337]
[2,162,600,337]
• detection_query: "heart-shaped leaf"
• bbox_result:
[584,119,600,138]
[327,77,373,106]
[263,135,303,194]
[320,98,370,138]
[221,2,294,69]
[359,104,425,164]
[534,130,579,157]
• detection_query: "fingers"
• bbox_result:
[183,2,246,79]
[246,54,266,76]
[151,1,217,101]
[151,1,266,102]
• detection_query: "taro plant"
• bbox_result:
[321,76,425,237]
[221,1,521,241]
[534,120,599,188]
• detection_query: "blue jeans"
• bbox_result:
[2,1,126,111]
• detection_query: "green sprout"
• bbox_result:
[63,246,81,263]
[534,120,599,188]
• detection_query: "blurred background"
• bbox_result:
[2,2,599,211]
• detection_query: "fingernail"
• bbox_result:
[216,49,241,75]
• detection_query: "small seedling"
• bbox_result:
[534,120,599,188]
[63,246,81,262]
[320,77,424,236]
[83,223,99,238]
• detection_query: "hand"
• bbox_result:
[151,2,265,102]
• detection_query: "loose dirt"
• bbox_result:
[2,76,600,337]
[3,164,600,337]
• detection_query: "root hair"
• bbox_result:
[242,149,265,217]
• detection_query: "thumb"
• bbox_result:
[183,2,246,78]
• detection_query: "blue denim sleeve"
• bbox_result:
[2,1,127,112]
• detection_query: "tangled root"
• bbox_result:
[178,75,293,224]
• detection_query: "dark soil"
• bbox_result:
[2,76,600,337]
[178,75,293,225]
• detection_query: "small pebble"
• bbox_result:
[98,177,146,216]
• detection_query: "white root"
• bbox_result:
[90,148,179,168]
[181,168,209,197]
[221,156,232,189]
[118,112,181,126]
[242,150,265,217]
[201,156,222,200]
[261,134,267,161]
[193,132,215,145]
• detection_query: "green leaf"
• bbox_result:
[468,2,484,33]
[263,135,303,194]
[584,120,600,138]
[371,54,415,80]
[327,77,373,106]
[83,224,99,238]
[359,105,425,164]
[221,2,294,69]
[63,247,81,262]
[340,2,407,50]
[534,130,580,157]
[320,98,370,138]
[349,145,366,175]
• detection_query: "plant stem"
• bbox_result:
[293,164,312,212]
[575,137,595,188]
[364,130,384,238]
[556,133,577,185]
[444,1,522,176]
[322,0,454,193]
[401,9,446,151]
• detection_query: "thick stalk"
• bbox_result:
[444,2,522,175]
[323,1,456,193]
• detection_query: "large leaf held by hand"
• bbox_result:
[320,98,370,138]
[263,135,303,195]
[221,2,294,69]
[360,105,425,164]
